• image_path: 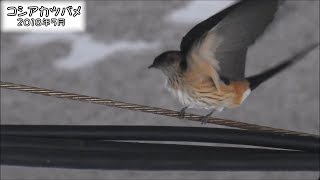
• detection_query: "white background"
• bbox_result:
[1,1,86,32]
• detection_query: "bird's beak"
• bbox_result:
[148,64,155,69]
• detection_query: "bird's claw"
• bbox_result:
[200,109,215,124]
[200,115,210,124]
[179,111,185,119]
[178,107,188,119]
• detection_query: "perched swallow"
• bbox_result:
[149,0,319,123]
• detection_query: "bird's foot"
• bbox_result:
[200,109,215,124]
[178,106,188,119]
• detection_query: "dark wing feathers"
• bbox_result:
[180,0,241,70]
[215,48,247,80]
[213,0,279,51]
[180,0,280,79]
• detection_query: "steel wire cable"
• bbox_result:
[1,81,318,137]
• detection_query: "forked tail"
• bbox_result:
[246,43,319,91]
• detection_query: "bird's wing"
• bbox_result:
[180,0,280,91]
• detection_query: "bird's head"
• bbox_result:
[149,51,181,75]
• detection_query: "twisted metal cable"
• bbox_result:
[1,81,318,137]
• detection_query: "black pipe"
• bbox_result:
[1,135,297,153]
[2,146,318,171]
[1,125,319,152]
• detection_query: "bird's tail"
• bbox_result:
[246,43,319,91]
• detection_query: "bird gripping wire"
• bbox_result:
[1,81,318,138]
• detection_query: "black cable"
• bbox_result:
[2,146,318,171]
[1,135,297,153]
[2,132,319,171]
[1,125,319,152]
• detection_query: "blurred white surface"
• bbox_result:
[167,1,236,23]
